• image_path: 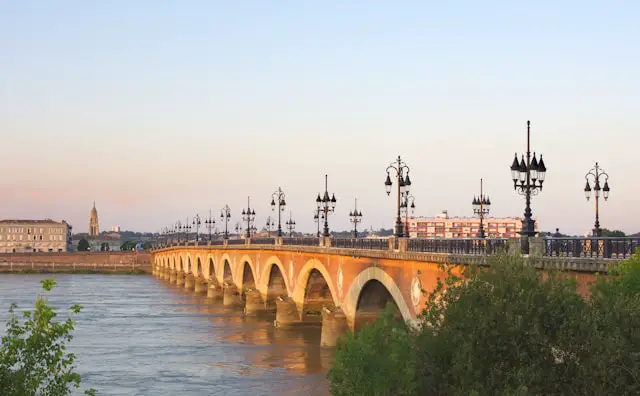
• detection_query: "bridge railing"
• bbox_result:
[209,240,225,246]
[226,238,245,246]
[407,238,508,255]
[544,237,640,259]
[251,237,276,245]
[333,238,389,250]
[282,237,320,247]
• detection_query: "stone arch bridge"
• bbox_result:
[152,238,609,346]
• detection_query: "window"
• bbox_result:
[19,235,22,241]
[39,235,43,240]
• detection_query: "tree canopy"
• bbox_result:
[77,238,90,252]
[329,252,640,395]
[0,279,96,395]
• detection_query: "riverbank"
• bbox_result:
[0,251,152,274]
[0,267,148,275]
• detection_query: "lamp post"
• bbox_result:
[584,162,610,237]
[265,216,275,237]
[176,221,183,243]
[384,155,412,238]
[401,194,415,238]
[349,199,363,238]
[184,217,191,242]
[270,187,286,237]
[242,197,256,238]
[472,178,491,238]
[313,209,324,238]
[510,121,546,254]
[205,210,216,241]
[220,205,231,240]
[193,214,201,242]
[316,174,336,237]
[286,212,296,237]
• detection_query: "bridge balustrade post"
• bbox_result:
[528,237,544,257]
[388,236,396,251]
[245,238,251,246]
[275,237,283,246]
[508,238,521,256]
[322,237,332,248]
[397,238,408,253]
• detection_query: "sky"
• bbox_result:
[1,1,639,235]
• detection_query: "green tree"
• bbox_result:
[77,238,90,252]
[120,241,136,251]
[329,253,640,395]
[328,306,418,396]
[600,228,626,237]
[0,279,96,395]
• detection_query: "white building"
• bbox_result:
[0,219,72,253]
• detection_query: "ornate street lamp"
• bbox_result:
[270,187,286,237]
[193,214,201,242]
[242,197,256,238]
[204,210,216,241]
[584,162,610,237]
[313,209,324,238]
[265,216,275,237]
[220,205,231,240]
[349,198,363,238]
[184,217,192,242]
[385,155,411,238]
[472,178,491,238]
[509,121,546,254]
[285,211,296,237]
[401,194,415,238]
[316,174,337,237]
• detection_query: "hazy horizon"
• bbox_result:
[2,1,639,235]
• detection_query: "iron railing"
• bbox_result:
[544,237,640,259]
[209,240,225,246]
[407,238,508,255]
[226,238,245,245]
[333,238,389,250]
[251,238,276,245]
[282,237,320,247]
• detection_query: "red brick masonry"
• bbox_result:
[0,252,152,273]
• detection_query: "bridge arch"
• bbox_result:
[261,256,290,307]
[222,258,233,285]
[343,267,413,330]
[218,253,232,284]
[239,255,257,292]
[179,256,184,272]
[292,259,339,314]
[196,257,202,277]
[206,255,215,280]
[186,253,192,274]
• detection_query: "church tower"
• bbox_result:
[88,201,99,238]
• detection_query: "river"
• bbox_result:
[0,274,333,395]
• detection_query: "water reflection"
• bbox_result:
[0,274,333,396]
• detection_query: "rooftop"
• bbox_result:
[0,219,68,225]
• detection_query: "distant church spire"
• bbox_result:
[89,202,100,238]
